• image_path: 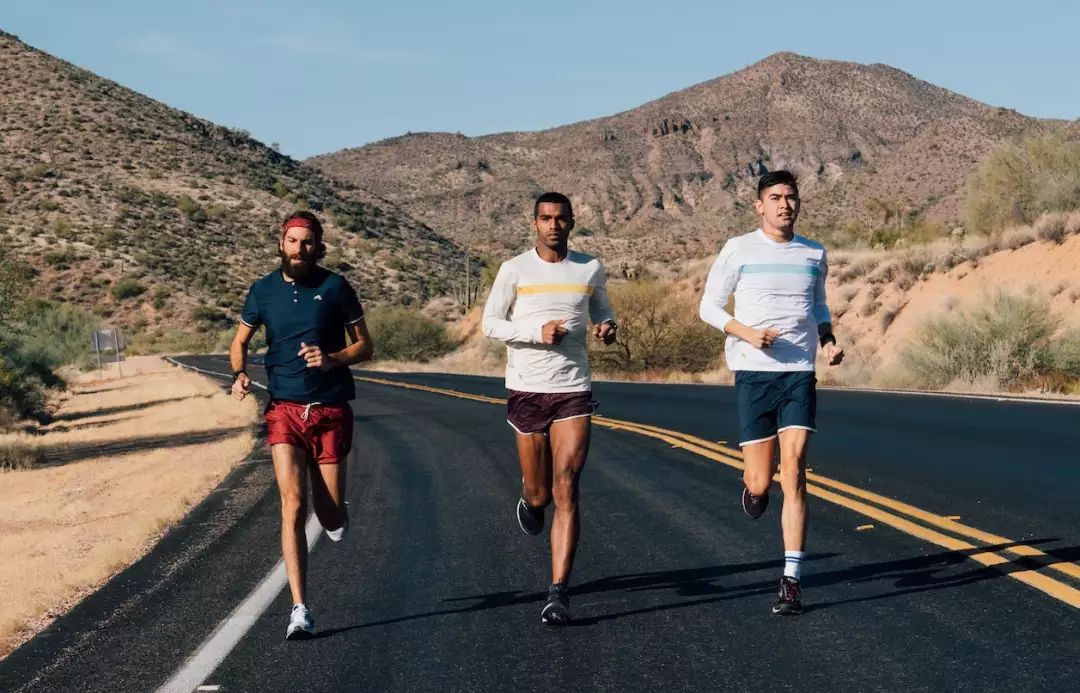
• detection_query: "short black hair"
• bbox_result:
[757,170,799,199]
[533,192,573,219]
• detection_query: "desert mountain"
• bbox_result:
[0,30,475,345]
[309,52,1060,268]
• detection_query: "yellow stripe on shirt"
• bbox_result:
[516,283,595,296]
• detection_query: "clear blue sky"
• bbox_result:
[5,1,1078,159]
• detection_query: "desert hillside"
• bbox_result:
[310,52,1061,268]
[0,29,478,347]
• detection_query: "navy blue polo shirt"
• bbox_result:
[241,267,365,403]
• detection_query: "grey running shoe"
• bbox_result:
[285,603,316,640]
[516,497,544,536]
[741,486,769,519]
[541,583,571,625]
[771,577,804,615]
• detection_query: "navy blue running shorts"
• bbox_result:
[734,371,817,447]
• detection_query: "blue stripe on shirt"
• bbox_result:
[739,263,820,276]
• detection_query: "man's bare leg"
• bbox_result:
[516,432,553,509]
[742,438,778,499]
[777,428,811,552]
[311,458,347,532]
[548,416,590,585]
[271,444,309,605]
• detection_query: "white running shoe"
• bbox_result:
[325,502,349,542]
[285,603,315,640]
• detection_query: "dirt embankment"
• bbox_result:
[0,356,258,657]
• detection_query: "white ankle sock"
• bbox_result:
[783,550,805,581]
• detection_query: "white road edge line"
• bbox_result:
[156,519,322,693]
[165,357,268,390]
[157,357,319,693]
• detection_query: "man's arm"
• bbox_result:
[699,244,780,349]
[589,264,618,345]
[334,319,374,365]
[298,277,376,370]
[481,263,561,344]
[813,250,843,365]
[230,322,256,400]
[299,320,375,371]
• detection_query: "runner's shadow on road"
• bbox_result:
[807,538,1080,611]
[569,555,837,599]
[570,539,1077,624]
[312,541,1076,637]
[322,556,837,635]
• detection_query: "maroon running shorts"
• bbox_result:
[264,400,353,464]
[506,390,596,435]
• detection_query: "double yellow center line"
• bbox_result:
[355,375,1080,609]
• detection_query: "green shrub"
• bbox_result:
[44,248,77,268]
[591,280,723,373]
[151,286,170,310]
[366,307,454,362]
[18,300,99,370]
[176,194,207,222]
[128,328,218,355]
[0,442,44,471]
[112,278,146,299]
[900,291,1080,392]
[965,134,1080,232]
[0,300,98,425]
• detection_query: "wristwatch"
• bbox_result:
[232,370,247,381]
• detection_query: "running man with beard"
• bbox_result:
[699,170,844,615]
[482,192,617,625]
[230,211,374,639]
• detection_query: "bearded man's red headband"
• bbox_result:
[281,217,321,242]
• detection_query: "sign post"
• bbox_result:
[113,327,123,377]
[91,331,103,378]
[90,328,125,378]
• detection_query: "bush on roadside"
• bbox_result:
[591,280,724,373]
[900,291,1080,392]
[366,307,455,362]
[0,442,44,471]
[18,300,99,371]
[0,297,99,427]
[965,134,1080,232]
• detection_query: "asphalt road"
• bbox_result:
[1,356,1077,692]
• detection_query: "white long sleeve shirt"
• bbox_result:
[699,229,831,372]
[482,248,615,393]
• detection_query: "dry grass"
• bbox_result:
[0,356,258,657]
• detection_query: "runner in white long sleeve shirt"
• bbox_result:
[699,171,844,616]
[482,192,617,625]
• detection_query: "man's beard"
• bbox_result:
[279,249,314,279]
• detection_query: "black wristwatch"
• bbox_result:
[232,370,247,381]
[819,334,836,348]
